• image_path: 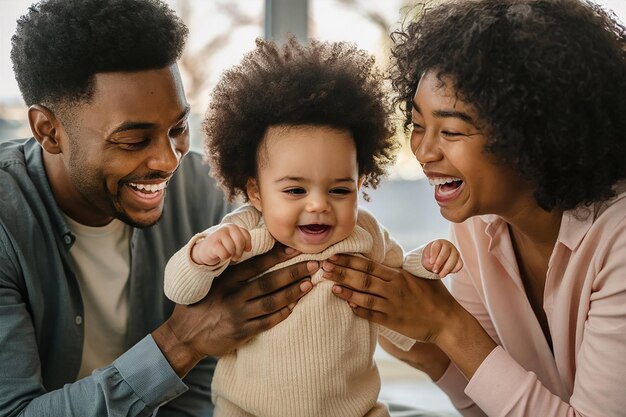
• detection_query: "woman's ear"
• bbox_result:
[28,105,63,155]
[246,178,263,212]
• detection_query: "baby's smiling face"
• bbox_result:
[246,124,362,254]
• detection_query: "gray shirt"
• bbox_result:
[0,138,231,416]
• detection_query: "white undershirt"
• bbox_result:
[63,214,132,379]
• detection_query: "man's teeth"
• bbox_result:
[428,177,462,186]
[128,182,167,192]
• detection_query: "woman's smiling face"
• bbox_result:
[411,71,533,223]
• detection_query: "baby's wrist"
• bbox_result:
[190,236,216,266]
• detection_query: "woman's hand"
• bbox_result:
[322,253,497,380]
[322,254,458,344]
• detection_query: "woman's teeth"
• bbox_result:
[428,177,462,186]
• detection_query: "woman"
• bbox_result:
[323,0,626,416]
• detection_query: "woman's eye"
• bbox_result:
[440,130,465,141]
[411,122,425,132]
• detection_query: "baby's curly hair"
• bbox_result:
[11,0,187,109]
[390,0,626,211]
[203,37,397,201]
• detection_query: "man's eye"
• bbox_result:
[120,140,149,150]
[284,188,306,195]
[170,122,188,136]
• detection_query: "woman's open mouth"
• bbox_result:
[429,177,465,203]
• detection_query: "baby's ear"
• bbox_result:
[246,178,262,212]
[357,176,365,190]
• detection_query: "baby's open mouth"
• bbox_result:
[299,224,330,234]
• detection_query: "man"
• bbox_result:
[0,0,313,415]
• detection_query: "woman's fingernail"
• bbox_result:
[307,261,319,273]
[332,285,342,294]
[284,247,296,255]
[288,302,297,310]
[300,280,312,292]
[322,261,334,272]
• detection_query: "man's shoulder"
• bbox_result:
[169,151,213,192]
[0,138,29,169]
[159,150,231,232]
[0,138,33,202]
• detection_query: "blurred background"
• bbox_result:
[2,0,625,414]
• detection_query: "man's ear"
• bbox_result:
[28,104,63,155]
[246,178,263,212]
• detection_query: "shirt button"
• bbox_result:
[64,235,72,244]
[75,315,83,325]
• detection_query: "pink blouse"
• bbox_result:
[436,183,626,417]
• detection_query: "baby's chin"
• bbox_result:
[287,235,350,255]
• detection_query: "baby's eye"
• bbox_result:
[284,188,306,195]
[330,188,352,195]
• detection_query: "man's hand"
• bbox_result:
[153,244,316,377]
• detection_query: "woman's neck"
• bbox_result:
[503,202,563,353]
[501,200,563,252]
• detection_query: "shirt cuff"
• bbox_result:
[435,361,475,409]
[465,346,534,416]
[114,335,188,409]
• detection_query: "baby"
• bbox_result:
[164,38,463,417]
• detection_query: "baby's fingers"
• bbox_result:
[431,244,451,274]
[229,227,252,261]
[428,240,441,266]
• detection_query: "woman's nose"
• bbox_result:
[412,129,440,165]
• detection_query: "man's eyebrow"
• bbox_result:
[412,99,474,124]
[109,106,191,135]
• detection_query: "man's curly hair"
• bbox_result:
[203,37,397,202]
[390,0,626,211]
[11,0,188,108]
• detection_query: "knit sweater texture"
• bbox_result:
[164,205,439,417]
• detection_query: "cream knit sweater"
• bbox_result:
[164,205,440,417]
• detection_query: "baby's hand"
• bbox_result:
[422,239,463,278]
[191,223,252,266]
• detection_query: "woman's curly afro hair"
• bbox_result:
[390,0,626,211]
[203,37,397,202]
[11,0,187,108]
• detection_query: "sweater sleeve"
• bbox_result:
[402,245,442,280]
[360,212,418,352]
[163,205,266,305]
